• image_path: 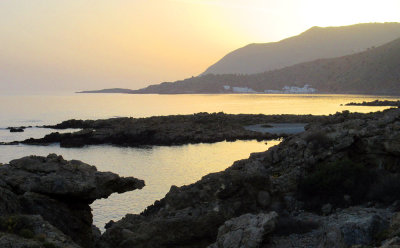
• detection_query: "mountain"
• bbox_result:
[133,37,400,95]
[202,22,400,75]
[77,88,135,94]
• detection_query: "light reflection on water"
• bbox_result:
[0,140,281,230]
[0,94,398,127]
[1,94,399,230]
[0,128,81,143]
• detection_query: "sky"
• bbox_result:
[0,0,399,94]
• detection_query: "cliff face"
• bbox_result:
[202,22,400,75]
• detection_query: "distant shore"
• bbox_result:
[77,88,400,97]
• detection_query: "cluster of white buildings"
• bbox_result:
[223,86,257,93]
[270,84,317,94]
[223,84,317,94]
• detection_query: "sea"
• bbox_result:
[0,93,399,230]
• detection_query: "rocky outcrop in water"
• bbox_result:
[345,100,400,107]
[2,109,400,247]
[97,108,400,248]
[9,127,25,132]
[7,126,31,132]
[0,154,144,248]
[4,112,379,148]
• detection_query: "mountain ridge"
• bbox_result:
[202,22,400,75]
[132,36,400,95]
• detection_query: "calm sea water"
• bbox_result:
[0,93,399,229]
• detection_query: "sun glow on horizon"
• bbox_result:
[0,0,399,93]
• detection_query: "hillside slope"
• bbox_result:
[202,22,400,75]
[134,37,400,95]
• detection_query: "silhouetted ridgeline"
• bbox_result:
[202,22,400,75]
[133,37,400,95]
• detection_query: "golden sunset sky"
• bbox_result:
[1,0,399,94]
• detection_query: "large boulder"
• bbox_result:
[0,154,145,248]
[1,154,144,203]
[318,207,391,247]
[208,212,278,248]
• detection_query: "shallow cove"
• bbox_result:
[0,140,281,230]
[1,93,399,230]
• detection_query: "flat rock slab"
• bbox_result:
[244,123,306,134]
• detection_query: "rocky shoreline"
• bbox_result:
[0,154,144,247]
[2,108,400,247]
[2,112,377,148]
[345,100,400,107]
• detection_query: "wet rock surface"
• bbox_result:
[0,154,144,248]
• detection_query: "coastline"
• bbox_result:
[2,108,400,247]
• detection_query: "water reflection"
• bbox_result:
[0,140,281,229]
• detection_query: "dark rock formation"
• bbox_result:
[345,100,400,107]
[3,108,400,248]
[7,126,31,132]
[5,112,378,148]
[3,154,144,203]
[97,108,400,248]
[0,154,144,248]
[0,215,81,248]
[207,212,278,248]
[266,207,392,247]
[9,127,24,132]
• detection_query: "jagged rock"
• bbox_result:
[1,154,144,203]
[8,112,375,148]
[0,215,81,248]
[266,207,392,248]
[99,108,400,248]
[318,207,390,247]
[0,154,145,248]
[3,108,400,248]
[0,187,21,215]
[207,212,278,248]
[20,192,93,247]
[98,212,226,248]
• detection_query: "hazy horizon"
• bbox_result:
[1,0,400,94]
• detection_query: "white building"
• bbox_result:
[232,87,257,93]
